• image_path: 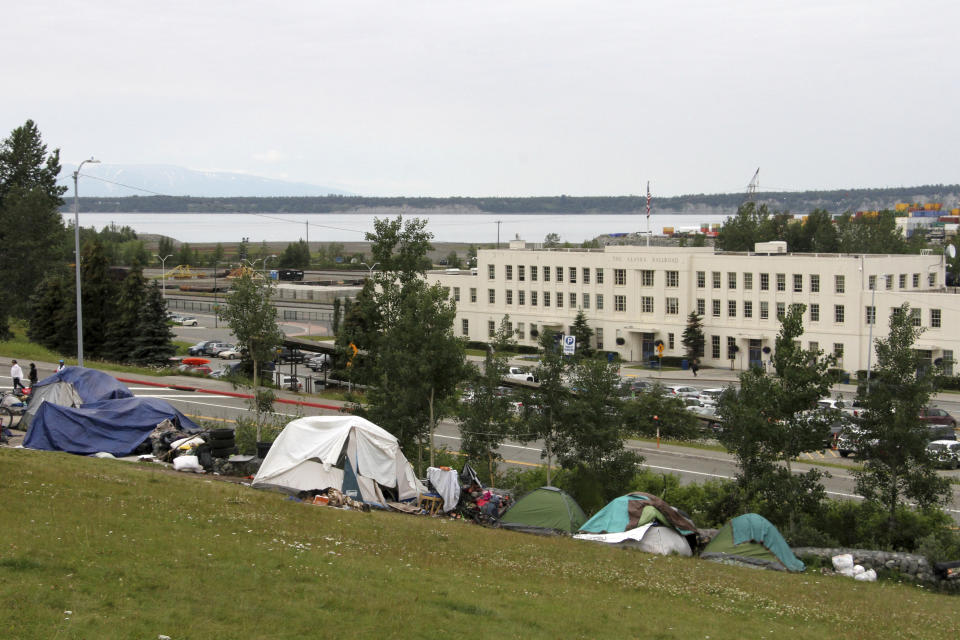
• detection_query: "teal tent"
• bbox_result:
[702,513,805,572]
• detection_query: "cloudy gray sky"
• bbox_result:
[5,1,958,197]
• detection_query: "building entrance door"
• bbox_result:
[749,339,763,369]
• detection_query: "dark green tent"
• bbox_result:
[499,486,587,535]
[702,513,805,572]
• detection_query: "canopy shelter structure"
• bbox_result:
[20,366,134,432]
[23,396,200,457]
[499,486,587,535]
[701,513,805,572]
[252,416,425,508]
[574,492,699,556]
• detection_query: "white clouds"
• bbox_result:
[3,1,958,197]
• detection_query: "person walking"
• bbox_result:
[690,358,699,377]
[10,360,24,393]
[28,363,38,391]
[56,359,65,373]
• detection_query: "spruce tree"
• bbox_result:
[130,282,176,365]
[682,312,705,361]
[105,262,148,362]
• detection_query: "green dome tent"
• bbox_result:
[499,486,587,535]
[702,513,805,572]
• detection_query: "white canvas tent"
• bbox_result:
[252,416,425,506]
[574,524,693,556]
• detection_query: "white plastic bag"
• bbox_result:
[852,564,865,575]
[832,553,854,571]
[173,455,204,473]
[854,569,877,582]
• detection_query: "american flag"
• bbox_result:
[646,181,651,219]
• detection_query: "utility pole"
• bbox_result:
[496,220,502,248]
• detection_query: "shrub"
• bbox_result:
[234,415,286,454]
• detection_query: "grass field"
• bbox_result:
[2,449,957,639]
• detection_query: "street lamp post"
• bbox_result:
[155,254,173,301]
[264,254,278,278]
[360,262,379,279]
[73,157,100,367]
[865,273,886,390]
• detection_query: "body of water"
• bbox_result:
[64,211,732,244]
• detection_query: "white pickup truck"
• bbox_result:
[505,366,538,383]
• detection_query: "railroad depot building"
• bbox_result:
[432,239,957,375]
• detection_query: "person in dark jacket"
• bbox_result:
[28,363,38,390]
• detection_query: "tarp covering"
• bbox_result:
[575,523,693,556]
[578,493,697,535]
[252,415,425,504]
[23,396,200,456]
[21,367,134,431]
[500,486,587,534]
[702,513,805,572]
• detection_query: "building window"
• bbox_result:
[944,349,953,375]
[712,335,721,359]
[728,272,737,289]
[868,275,876,290]
[505,265,513,281]
[760,273,769,291]
[488,289,495,304]
[569,292,576,308]
[835,275,845,293]
[596,294,604,310]
[885,275,893,290]
[582,267,590,284]
[793,274,803,292]
[865,306,875,325]
[743,272,753,290]
[913,273,919,288]
[556,266,564,282]
[470,287,477,303]
[543,291,551,307]
[488,321,495,337]
[506,290,513,305]
[543,267,550,282]
[931,308,942,328]
[614,269,626,285]
[668,333,675,350]
[617,295,629,312]
[595,328,603,350]
[911,308,921,327]
[727,337,737,360]
[666,271,679,287]
[515,322,524,339]
[453,287,460,302]
[760,301,769,320]
[518,265,525,281]
[696,298,705,315]
[531,265,538,281]
[640,296,652,313]
[596,268,604,284]
[834,343,844,365]
[505,321,513,334]
[809,341,818,353]
[929,272,937,287]
[712,299,721,317]
[712,271,721,288]
[728,300,737,317]
[810,274,820,293]
[776,302,785,319]
[776,273,786,291]
[567,267,576,284]
[744,300,753,318]
[518,290,525,305]
[583,293,590,309]
[834,304,845,323]
[530,323,538,340]
[899,273,906,289]
[810,303,820,322]
[462,319,469,336]
[666,297,679,315]
[556,291,563,308]
[488,264,495,279]
[641,270,654,286]
[696,271,705,288]
[531,291,538,306]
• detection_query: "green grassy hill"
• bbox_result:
[1,448,956,639]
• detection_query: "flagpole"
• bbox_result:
[645,181,651,247]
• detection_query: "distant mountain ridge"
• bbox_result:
[58,163,353,198]
[62,184,960,216]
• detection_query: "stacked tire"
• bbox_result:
[207,427,237,458]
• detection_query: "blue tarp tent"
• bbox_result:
[24,396,200,456]
[21,367,134,431]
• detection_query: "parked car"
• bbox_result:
[306,354,331,371]
[276,374,303,391]
[202,342,233,357]
[698,388,724,406]
[178,364,212,376]
[177,316,199,327]
[276,347,306,364]
[926,440,960,469]
[663,385,700,398]
[920,407,957,429]
[188,340,217,356]
[505,366,538,383]
[217,347,241,360]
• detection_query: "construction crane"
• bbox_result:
[744,167,760,207]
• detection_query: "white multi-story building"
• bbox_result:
[433,239,957,375]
